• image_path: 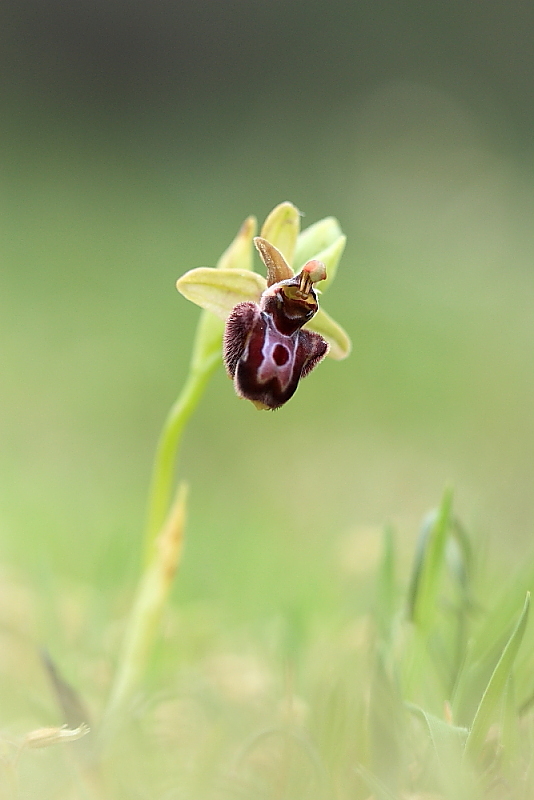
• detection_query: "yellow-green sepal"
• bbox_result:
[312,234,347,293]
[176,267,266,320]
[187,216,258,372]
[294,216,343,271]
[216,216,257,271]
[259,202,301,267]
[305,306,352,360]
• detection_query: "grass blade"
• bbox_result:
[376,525,396,640]
[407,488,453,632]
[407,702,468,758]
[500,676,518,778]
[406,703,472,798]
[354,763,399,800]
[367,647,405,789]
[464,592,530,760]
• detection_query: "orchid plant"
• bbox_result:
[101,202,351,739]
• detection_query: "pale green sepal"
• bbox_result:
[176,267,266,320]
[313,234,347,293]
[294,216,343,271]
[305,306,352,360]
[259,201,301,266]
[216,216,257,271]
[187,216,258,375]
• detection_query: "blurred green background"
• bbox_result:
[1,0,534,736]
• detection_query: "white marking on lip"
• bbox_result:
[257,321,297,391]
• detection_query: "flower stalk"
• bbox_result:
[143,352,216,562]
[101,483,188,742]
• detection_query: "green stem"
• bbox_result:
[100,484,188,746]
[102,310,222,745]
[143,356,217,562]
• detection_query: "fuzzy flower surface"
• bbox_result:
[176,202,351,409]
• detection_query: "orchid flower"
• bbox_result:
[176,202,351,409]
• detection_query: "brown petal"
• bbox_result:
[253,237,294,286]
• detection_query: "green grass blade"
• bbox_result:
[500,676,518,778]
[376,525,396,640]
[448,517,475,601]
[464,592,530,761]
[407,488,453,632]
[453,557,534,725]
[354,763,399,800]
[367,647,405,789]
[408,703,466,748]
[398,620,446,709]
[407,702,470,797]
[407,702,468,755]
[465,559,534,666]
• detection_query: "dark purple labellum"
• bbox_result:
[223,265,329,410]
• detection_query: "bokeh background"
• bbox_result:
[1,0,534,750]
